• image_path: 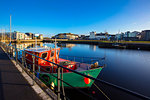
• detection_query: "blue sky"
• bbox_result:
[0,0,150,37]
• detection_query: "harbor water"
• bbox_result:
[15,42,150,98]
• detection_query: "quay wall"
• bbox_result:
[1,39,43,43]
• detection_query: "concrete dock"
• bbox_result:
[0,47,42,100]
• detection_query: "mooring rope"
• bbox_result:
[93,82,111,100]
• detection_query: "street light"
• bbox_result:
[10,15,12,43]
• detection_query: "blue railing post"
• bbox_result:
[32,55,35,85]
[15,48,18,65]
[36,63,40,79]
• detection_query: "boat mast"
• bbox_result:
[55,38,57,62]
[55,38,56,48]
[36,36,37,50]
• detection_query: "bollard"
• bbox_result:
[32,55,35,85]
[57,66,60,100]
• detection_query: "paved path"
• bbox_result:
[0,47,42,100]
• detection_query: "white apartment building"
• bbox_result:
[89,31,96,39]
[12,31,25,40]
[89,31,109,40]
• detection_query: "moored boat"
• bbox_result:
[25,46,103,88]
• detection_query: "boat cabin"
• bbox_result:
[25,47,60,67]
[25,47,77,73]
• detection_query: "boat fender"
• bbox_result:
[91,62,99,69]
[90,64,94,69]
[50,82,55,90]
[84,77,91,84]
[94,62,99,67]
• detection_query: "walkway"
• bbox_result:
[0,47,42,100]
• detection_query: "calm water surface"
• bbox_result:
[47,43,150,97]
[17,42,150,97]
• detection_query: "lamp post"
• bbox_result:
[4,29,5,43]
[10,15,11,43]
[1,29,3,42]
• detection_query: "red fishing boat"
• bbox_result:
[25,46,103,88]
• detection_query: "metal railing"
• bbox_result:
[0,42,105,100]
[1,42,150,100]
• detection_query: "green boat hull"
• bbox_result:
[40,67,102,88]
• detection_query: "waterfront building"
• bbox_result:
[25,33,33,39]
[89,31,109,40]
[123,31,139,41]
[12,31,25,40]
[24,34,30,40]
[141,30,150,41]
[109,35,116,41]
[79,35,86,39]
[136,33,142,40]
[39,34,43,40]
[89,31,96,39]
[124,31,130,37]
[32,34,43,39]
[55,33,79,40]
[95,32,109,40]
[115,34,122,40]
[128,31,139,37]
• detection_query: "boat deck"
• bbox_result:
[59,58,91,71]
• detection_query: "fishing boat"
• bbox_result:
[25,46,104,88]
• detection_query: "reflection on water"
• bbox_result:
[89,45,97,51]
[46,43,150,98]
[57,43,76,48]
[57,43,76,51]
[13,42,43,50]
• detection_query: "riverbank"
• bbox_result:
[44,39,150,50]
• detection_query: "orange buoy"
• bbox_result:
[84,77,91,84]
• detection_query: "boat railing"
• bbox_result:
[1,42,150,100]
[59,55,106,66]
